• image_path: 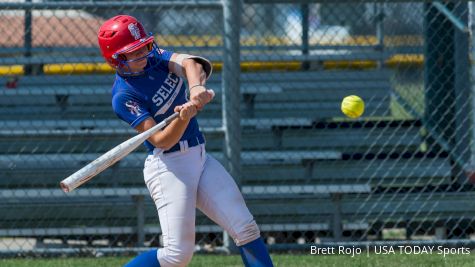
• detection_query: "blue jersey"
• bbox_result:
[111,50,201,153]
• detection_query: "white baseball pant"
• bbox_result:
[143,144,260,267]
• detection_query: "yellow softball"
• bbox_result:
[341,95,365,119]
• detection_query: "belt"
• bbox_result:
[162,134,205,154]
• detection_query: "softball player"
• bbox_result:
[97,15,274,267]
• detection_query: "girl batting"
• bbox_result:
[97,15,274,267]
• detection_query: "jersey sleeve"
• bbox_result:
[157,49,173,72]
[112,92,151,128]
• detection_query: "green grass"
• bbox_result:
[1,253,475,267]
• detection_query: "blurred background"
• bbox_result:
[0,0,475,258]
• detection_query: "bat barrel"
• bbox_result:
[60,170,95,193]
[60,181,71,193]
[59,112,180,193]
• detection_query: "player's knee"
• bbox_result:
[159,243,194,267]
[233,219,261,246]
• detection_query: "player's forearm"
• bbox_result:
[183,59,206,87]
[148,118,191,150]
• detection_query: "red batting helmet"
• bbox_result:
[97,15,155,68]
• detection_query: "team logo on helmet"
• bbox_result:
[128,23,141,40]
[125,100,142,116]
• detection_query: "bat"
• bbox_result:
[60,112,180,193]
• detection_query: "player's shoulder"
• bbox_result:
[112,74,133,95]
[111,77,141,109]
[159,48,174,61]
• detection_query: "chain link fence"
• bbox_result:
[0,0,474,256]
